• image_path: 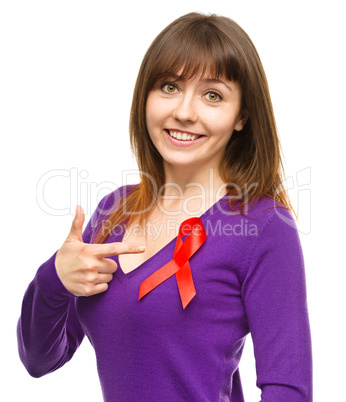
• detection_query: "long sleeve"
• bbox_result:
[240,208,313,401]
[17,204,101,378]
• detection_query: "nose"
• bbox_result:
[172,94,198,123]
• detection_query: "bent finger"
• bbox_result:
[91,283,109,296]
[98,258,118,274]
[95,273,114,284]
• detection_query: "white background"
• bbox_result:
[1,0,345,400]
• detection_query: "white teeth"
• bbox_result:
[168,130,199,141]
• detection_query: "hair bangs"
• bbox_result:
[148,22,244,88]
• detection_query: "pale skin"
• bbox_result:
[55,205,146,297]
[146,69,247,204]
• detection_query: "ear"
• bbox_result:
[234,110,249,132]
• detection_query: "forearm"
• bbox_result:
[17,251,85,377]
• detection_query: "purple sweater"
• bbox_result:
[17,185,312,401]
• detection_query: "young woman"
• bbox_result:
[17,12,312,401]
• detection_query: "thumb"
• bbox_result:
[67,205,85,242]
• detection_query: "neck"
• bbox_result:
[157,165,228,213]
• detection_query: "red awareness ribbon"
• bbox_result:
[138,217,207,309]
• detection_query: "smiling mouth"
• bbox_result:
[164,129,204,141]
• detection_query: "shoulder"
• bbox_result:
[213,195,300,268]
[243,195,300,252]
[238,196,303,281]
[215,194,296,235]
[248,195,297,236]
[203,195,298,273]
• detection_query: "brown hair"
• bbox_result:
[93,12,295,244]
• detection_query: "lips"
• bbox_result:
[164,129,207,147]
[164,129,205,139]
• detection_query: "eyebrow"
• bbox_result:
[202,78,233,91]
[162,73,233,91]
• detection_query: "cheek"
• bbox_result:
[203,109,237,135]
[221,116,239,134]
[146,95,164,132]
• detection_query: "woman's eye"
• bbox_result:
[205,91,222,102]
[160,83,221,101]
[162,83,178,93]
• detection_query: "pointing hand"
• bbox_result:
[55,205,145,297]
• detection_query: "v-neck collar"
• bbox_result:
[115,192,230,280]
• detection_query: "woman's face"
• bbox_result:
[145,69,245,172]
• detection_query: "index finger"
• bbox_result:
[88,242,146,258]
